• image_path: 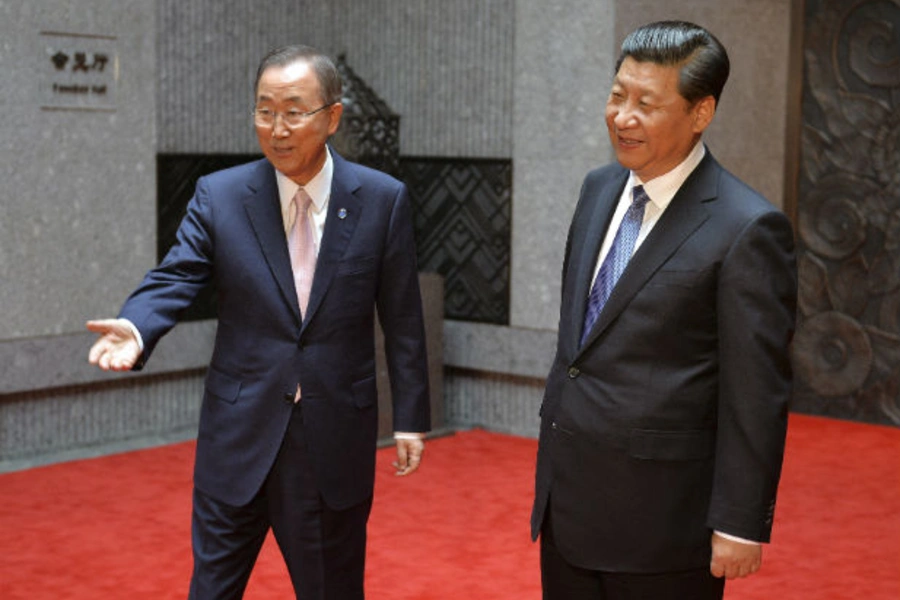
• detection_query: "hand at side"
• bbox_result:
[392,437,425,476]
[710,532,762,579]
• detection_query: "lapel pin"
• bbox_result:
[338,208,347,219]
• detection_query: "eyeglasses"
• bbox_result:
[252,102,335,128]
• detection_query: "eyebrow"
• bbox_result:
[611,80,659,101]
[255,94,307,105]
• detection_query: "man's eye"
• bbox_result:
[286,110,303,117]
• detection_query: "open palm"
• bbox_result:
[87,318,141,371]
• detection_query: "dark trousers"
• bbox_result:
[188,404,372,600]
[540,503,725,600]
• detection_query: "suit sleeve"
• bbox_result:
[376,184,431,433]
[118,177,216,368]
[708,209,798,542]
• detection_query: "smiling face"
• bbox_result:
[605,56,715,182]
[254,60,342,185]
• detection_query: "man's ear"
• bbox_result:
[692,96,716,134]
[327,102,344,136]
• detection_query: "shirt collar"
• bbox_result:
[629,141,706,210]
[275,147,334,218]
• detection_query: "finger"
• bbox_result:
[86,319,118,334]
[724,558,756,580]
[743,558,761,578]
[111,347,139,371]
[90,340,122,370]
[393,461,413,476]
[88,339,107,365]
[88,320,124,366]
[394,446,409,474]
[404,451,421,473]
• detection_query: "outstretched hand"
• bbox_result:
[87,319,141,371]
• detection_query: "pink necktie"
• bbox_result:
[288,188,317,316]
[289,189,316,403]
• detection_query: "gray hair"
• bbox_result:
[254,45,343,104]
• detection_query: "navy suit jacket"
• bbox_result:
[531,152,797,572]
[120,152,430,510]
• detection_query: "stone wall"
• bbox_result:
[1,0,803,471]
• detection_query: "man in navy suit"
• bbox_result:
[87,45,430,599]
[531,21,797,599]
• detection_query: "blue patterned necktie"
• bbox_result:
[580,185,651,347]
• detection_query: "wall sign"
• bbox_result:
[40,31,118,111]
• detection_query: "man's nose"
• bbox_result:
[271,116,291,137]
[613,105,637,128]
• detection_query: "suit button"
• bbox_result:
[283,393,294,404]
[567,367,580,378]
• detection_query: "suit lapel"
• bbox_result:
[563,170,628,355]
[577,154,719,353]
[301,152,363,330]
[243,160,303,326]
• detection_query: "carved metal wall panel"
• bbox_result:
[400,158,512,324]
[330,55,401,177]
[794,0,900,425]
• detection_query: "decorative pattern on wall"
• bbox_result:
[400,158,512,325]
[794,0,900,425]
[331,55,401,178]
[157,155,513,325]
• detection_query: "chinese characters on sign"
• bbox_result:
[41,32,118,110]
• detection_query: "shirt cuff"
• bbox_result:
[120,318,144,351]
[715,531,761,545]
[393,432,426,440]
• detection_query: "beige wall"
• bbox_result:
[0,1,156,340]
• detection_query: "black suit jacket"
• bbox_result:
[531,152,797,572]
[120,151,431,510]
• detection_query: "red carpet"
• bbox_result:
[1,414,898,599]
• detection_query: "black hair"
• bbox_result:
[616,21,730,105]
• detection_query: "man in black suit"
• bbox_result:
[531,21,797,599]
[87,46,430,599]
